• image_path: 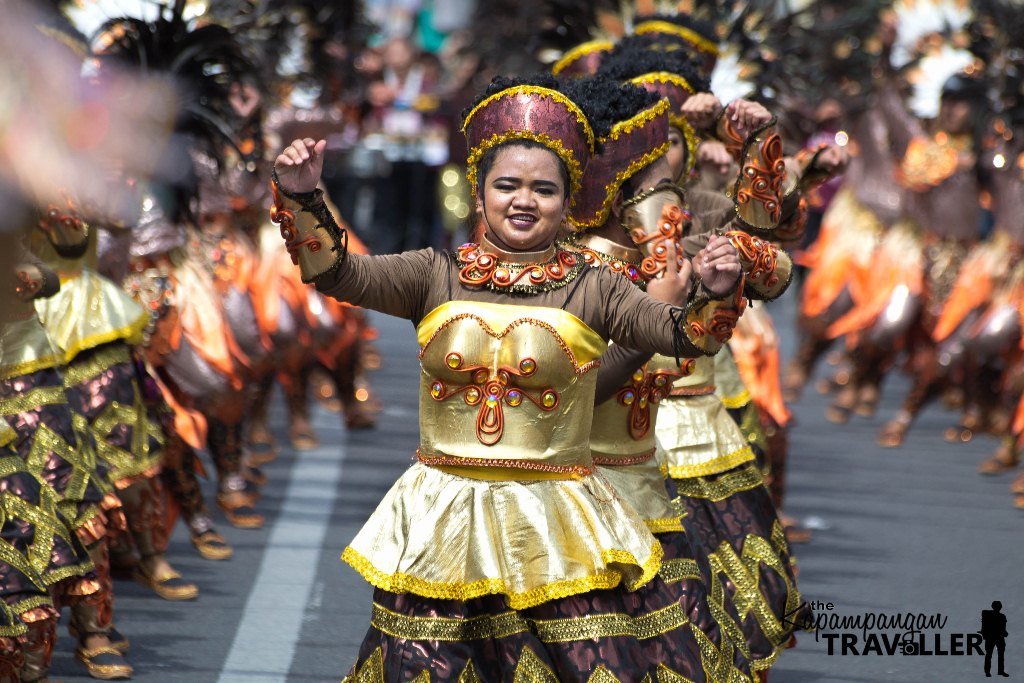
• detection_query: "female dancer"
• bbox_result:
[3,239,132,680]
[587,46,813,674]
[559,72,758,680]
[273,76,744,681]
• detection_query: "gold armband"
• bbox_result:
[724,230,793,301]
[269,176,347,284]
[676,274,747,356]
[718,115,786,234]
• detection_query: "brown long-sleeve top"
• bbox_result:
[312,238,709,358]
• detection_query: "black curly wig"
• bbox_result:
[598,35,710,93]
[463,73,660,196]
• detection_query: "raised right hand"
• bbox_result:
[275,138,327,194]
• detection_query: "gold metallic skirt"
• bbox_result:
[596,458,683,535]
[654,394,754,479]
[35,269,147,363]
[342,463,663,610]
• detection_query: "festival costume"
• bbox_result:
[937,129,1024,495]
[826,85,982,445]
[94,1,268,540]
[602,112,806,673]
[1,248,133,681]
[30,199,199,604]
[564,98,754,681]
[273,84,745,681]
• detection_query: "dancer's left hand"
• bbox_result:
[694,235,741,296]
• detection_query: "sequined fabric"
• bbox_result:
[62,343,163,486]
[0,454,92,598]
[0,368,106,528]
[344,580,743,682]
[666,469,809,671]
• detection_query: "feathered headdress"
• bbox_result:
[92,0,254,224]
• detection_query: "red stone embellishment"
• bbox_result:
[428,356,559,445]
[615,360,696,439]
[456,243,581,291]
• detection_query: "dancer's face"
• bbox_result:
[478,146,569,252]
[666,126,687,182]
[939,99,972,136]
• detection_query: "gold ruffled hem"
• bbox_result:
[35,270,148,363]
[0,317,64,380]
[714,348,751,409]
[344,544,663,611]
[596,461,682,532]
[343,463,663,609]
[655,394,755,478]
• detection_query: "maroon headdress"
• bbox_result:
[551,40,615,79]
[569,98,671,229]
[462,85,595,203]
[628,71,700,177]
[633,18,720,76]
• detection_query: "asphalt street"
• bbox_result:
[48,292,1023,683]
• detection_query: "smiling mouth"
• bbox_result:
[507,213,538,228]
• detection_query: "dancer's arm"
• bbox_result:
[272,138,434,321]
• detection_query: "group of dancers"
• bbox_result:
[2,3,379,680]
[3,0,1023,681]
[776,0,1024,510]
[270,3,861,679]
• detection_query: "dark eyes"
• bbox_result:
[493,183,555,196]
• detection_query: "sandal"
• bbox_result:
[75,645,133,680]
[133,565,199,601]
[191,530,233,561]
[217,491,264,529]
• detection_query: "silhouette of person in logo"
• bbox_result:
[981,601,1009,677]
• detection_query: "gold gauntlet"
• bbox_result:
[677,275,747,356]
[715,114,786,234]
[269,178,347,284]
[621,182,688,281]
[724,230,793,301]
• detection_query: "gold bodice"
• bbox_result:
[589,353,697,462]
[417,301,605,476]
